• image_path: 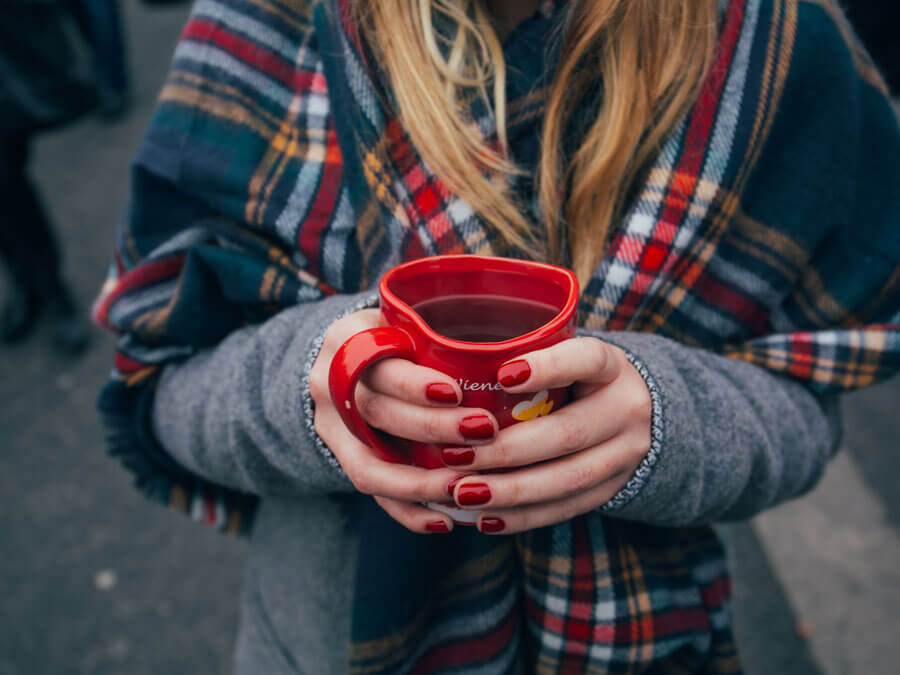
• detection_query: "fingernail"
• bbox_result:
[498,359,532,387]
[442,447,475,467]
[459,415,494,440]
[426,382,458,404]
[457,482,491,506]
[446,475,467,497]
[426,520,450,533]
[480,517,506,533]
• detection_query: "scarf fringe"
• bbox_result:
[98,379,258,536]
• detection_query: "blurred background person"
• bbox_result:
[0,0,96,353]
[68,0,131,118]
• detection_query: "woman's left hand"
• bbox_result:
[445,337,653,534]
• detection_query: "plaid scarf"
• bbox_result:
[94,0,900,672]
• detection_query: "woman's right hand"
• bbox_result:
[307,309,499,533]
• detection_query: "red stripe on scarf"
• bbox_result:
[182,19,325,93]
[298,126,344,277]
[94,255,186,329]
[701,575,732,609]
[695,274,770,333]
[607,0,746,330]
[559,519,596,669]
[529,596,713,645]
[114,352,151,374]
[788,332,817,378]
[384,118,467,255]
[408,606,518,675]
[205,493,218,525]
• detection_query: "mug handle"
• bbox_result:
[328,327,417,463]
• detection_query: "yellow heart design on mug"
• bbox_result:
[511,390,555,422]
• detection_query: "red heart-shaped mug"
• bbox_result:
[328,254,579,523]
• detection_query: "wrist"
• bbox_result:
[300,292,380,473]
[603,347,662,512]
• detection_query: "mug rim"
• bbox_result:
[378,254,579,353]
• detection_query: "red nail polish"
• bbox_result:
[446,475,467,497]
[480,517,506,533]
[442,447,475,467]
[426,520,450,533]
[459,415,494,440]
[426,383,458,404]
[498,360,531,388]
[457,483,491,506]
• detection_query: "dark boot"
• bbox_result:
[44,281,89,356]
[0,279,40,343]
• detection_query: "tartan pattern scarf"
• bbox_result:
[94,0,900,672]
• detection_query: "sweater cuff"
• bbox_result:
[586,331,678,521]
[597,347,664,513]
[300,292,380,474]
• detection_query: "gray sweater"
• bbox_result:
[151,291,840,674]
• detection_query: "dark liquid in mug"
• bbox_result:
[413,294,560,342]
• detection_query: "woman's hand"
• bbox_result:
[308,309,500,534]
[443,337,653,534]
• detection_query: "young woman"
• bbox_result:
[95,0,900,672]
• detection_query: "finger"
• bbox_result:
[355,381,498,445]
[441,386,628,470]
[362,358,461,407]
[316,404,464,503]
[450,434,637,510]
[496,337,623,393]
[373,496,454,534]
[319,308,382,362]
[309,308,382,405]
[475,479,623,535]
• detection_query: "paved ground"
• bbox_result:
[0,2,898,673]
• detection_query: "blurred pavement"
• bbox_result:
[0,2,898,673]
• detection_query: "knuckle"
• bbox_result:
[405,376,424,403]
[488,435,511,467]
[357,391,382,427]
[626,426,652,458]
[570,463,597,492]
[410,474,434,501]
[559,418,589,453]
[589,338,610,368]
[322,323,341,353]
[628,385,652,419]
[390,368,416,400]
[502,479,522,507]
[393,475,419,501]
[544,348,565,377]
[308,370,328,403]
[422,413,442,442]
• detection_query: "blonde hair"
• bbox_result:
[354,0,719,284]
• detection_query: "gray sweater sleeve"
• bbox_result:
[151,291,377,498]
[152,293,840,522]
[594,330,842,526]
